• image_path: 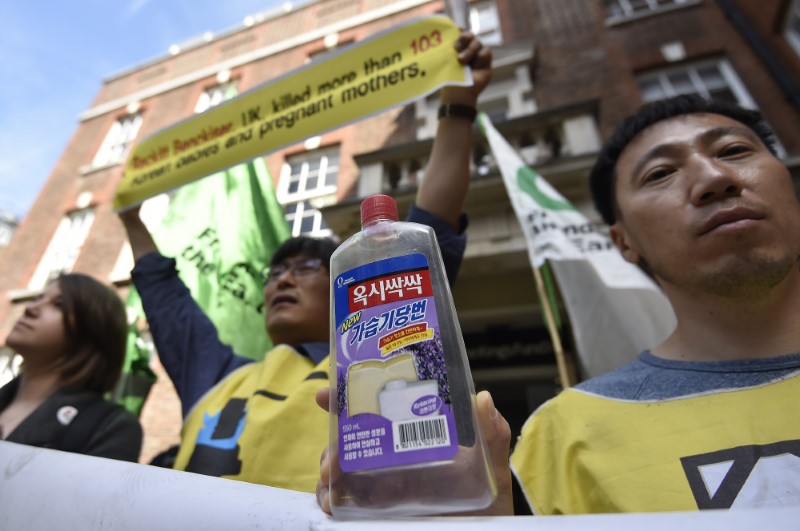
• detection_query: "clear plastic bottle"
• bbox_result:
[328,194,496,519]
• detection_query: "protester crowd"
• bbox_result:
[2,28,799,518]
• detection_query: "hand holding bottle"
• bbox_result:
[314,387,514,516]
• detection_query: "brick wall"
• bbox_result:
[526,0,800,153]
[138,353,182,464]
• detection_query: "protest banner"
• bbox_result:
[2,441,796,530]
[114,15,470,210]
[479,113,676,379]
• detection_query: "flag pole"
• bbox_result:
[532,265,576,389]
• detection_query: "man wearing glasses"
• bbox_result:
[119,32,490,491]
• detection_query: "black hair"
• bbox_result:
[589,95,778,225]
[56,273,127,394]
[270,236,338,271]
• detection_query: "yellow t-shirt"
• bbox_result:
[511,367,800,514]
[174,345,328,492]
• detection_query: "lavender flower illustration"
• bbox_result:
[336,368,347,416]
[406,331,451,404]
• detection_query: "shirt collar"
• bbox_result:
[294,342,328,365]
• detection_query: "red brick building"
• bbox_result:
[2,0,800,462]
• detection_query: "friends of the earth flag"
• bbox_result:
[146,157,291,361]
[114,15,470,210]
[478,113,676,378]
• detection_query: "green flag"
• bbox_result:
[112,289,156,416]
[155,158,291,360]
[117,157,290,415]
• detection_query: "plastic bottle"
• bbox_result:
[328,194,496,519]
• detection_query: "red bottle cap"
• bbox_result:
[361,194,399,225]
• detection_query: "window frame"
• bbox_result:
[469,0,502,46]
[605,0,701,25]
[0,346,22,388]
[636,58,757,109]
[278,147,340,237]
[91,112,143,168]
[278,147,340,203]
[283,200,331,237]
[28,207,96,289]
[194,80,239,114]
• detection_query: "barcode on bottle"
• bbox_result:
[393,415,450,452]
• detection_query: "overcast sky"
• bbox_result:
[0,0,290,220]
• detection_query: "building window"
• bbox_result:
[279,147,339,237]
[786,0,800,57]
[284,201,331,236]
[0,346,22,388]
[194,81,238,114]
[28,208,95,289]
[470,1,502,46]
[0,211,18,249]
[605,0,697,22]
[637,58,757,108]
[92,113,143,167]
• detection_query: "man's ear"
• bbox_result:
[610,221,641,264]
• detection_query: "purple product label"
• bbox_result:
[333,253,457,472]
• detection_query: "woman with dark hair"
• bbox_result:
[0,273,142,461]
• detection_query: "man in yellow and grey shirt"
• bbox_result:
[512,351,800,513]
[509,94,800,514]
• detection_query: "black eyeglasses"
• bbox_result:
[265,257,324,283]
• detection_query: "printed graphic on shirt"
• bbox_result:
[186,398,246,476]
[681,439,800,509]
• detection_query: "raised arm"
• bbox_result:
[415,31,492,230]
[410,32,492,284]
[118,206,159,262]
[118,207,249,416]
